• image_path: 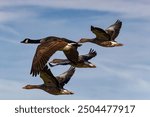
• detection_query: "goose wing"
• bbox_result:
[91,25,111,41]
[40,65,60,87]
[80,48,97,61]
[56,66,75,87]
[30,39,68,77]
[105,19,122,41]
[63,44,79,65]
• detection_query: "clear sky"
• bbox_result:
[0,0,150,99]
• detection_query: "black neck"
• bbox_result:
[28,39,41,44]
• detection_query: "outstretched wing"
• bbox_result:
[40,65,60,88]
[105,19,122,41]
[56,66,75,87]
[30,39,67,77]
[80,48,97,61]
[91,25,111,41]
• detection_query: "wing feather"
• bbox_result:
[56,66,75,87]
[63,46,79,64]
[80,48,97,61]
[91,25,110,41]
[30,40,67,76]
[40,66,60,87]
[105,20,122,41]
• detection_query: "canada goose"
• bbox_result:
[78,20,123,47]
[49,48,97,68]
[21,36,81,77]
[23,65,75,95]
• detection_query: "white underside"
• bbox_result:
[111,41,118,46]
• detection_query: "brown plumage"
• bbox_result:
[78,20,123,47]
[22,36,81,77]
[23,65,75,95]
[49,48,97,68]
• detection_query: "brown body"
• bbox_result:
[78,20,123,47]
[21,36,81,77]
[49,49,97,68]
[23,66,75,95]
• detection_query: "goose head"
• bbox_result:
[22,84,40,89]
[20,38,31,44]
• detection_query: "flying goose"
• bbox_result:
[78,20,123,47]
[21,36,81,77]
[23,65,75,95]
[49,48,97,68]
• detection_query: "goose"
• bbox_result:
[21,36,81,77]
[23,65,75,95]
[49,48,97,68]
[78,20,123,47]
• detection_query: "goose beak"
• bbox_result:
[22,86,26,89]
[20,40,24,43]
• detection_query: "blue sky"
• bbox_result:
[0,0,150,99]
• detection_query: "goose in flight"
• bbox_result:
[21,36,81,77]
[49,48,97,68]
[23,65,75,95]
[78,20,123,47]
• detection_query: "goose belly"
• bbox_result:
[99,41,117,47]
[111,41,118,46]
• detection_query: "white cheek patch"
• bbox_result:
[25,40,28,43]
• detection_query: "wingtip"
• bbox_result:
[30,70,38,77]
[116,19,122,23]
[91,25,94,30]
[89,48,97,55]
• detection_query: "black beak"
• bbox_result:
[20,40,24,43]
